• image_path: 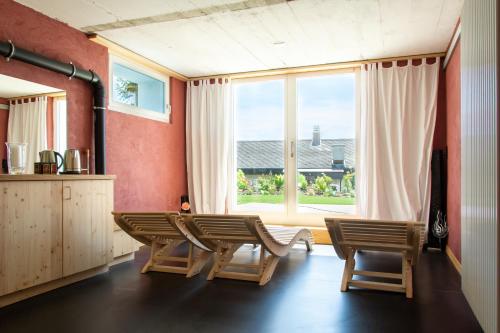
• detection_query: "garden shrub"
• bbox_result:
[342,171,355,193]
[314,173,333,195]
[298,174,308,192]
[257,175,277,195]
[273,174,285,193]
[237,169,251,194]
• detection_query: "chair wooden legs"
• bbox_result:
[259,255,280,286]
[403,258,413,298]
[142,239,210,277]
[207,243,282,286]
[340,250,414,298]
[141,241,159,273]
[186,249,212,278]
[142,239,184,273]
[207,244,241,281]
[341,249,356,292]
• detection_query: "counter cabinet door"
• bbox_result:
[62,180,113,277]
[0,181,63,296]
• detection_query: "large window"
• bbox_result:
[234,79,286,212]
[296,74,356,215]
[109,56,170,122]
[233,71,358,223]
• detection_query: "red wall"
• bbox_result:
[107,78,187,211]
[445,41,461,261]
[0,0,187,211]
[434,65,448,150]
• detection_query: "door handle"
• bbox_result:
[63,186,71,200]
[290,141,295,158]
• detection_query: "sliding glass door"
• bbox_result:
[232,70,358,224]
[234,78,286,212]
[296,74,356,215]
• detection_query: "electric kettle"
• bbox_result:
[39,150,64,170]
[63,149,82,174]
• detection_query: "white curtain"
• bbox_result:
[186,79,232,214]
[357,59,440,222]
[53,97,67,155]
[7,96,48,174]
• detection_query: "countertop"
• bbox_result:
[0,174,116,181]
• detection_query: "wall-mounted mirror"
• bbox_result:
[0,74,67,174]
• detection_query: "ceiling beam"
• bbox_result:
[81,0,293,33]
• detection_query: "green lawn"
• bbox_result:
[237,193,355,205]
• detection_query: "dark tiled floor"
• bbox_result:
[0,245,482,333]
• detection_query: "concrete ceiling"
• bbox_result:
[16,0,463,77]
[0,74,63,98]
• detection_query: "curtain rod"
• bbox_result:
[189,52,446,81]
[7,91,66,101]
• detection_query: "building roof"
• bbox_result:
[237,139,355,170]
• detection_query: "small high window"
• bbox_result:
[109,56,170,122]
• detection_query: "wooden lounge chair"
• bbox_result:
[112,212,212,277]
[324,218,425,298]
[173,214,314,286]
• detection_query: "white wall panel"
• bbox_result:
[461,0,498,332]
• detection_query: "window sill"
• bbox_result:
[228,209,359,228]
[109,103,171,123]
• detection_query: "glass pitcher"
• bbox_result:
[5,142,27,175]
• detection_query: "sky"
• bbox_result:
[234,73,355,141]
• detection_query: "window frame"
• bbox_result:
[230,68,360,227]
[109,54,171,123]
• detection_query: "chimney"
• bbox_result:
[312,125,321,146]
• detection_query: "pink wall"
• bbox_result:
[445,41,461,261]
[107,78,187,211]
[0,0,187,211]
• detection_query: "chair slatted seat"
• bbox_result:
[173,214,314,286]
[112,212,211,277]
[325,217,425,298]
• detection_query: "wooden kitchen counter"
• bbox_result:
[0,174,117,307]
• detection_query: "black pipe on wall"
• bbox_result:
[0,40,106,174]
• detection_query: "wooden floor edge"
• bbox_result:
[0,265,109,308]
[109,252,135,266]
[445,245,462,274]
